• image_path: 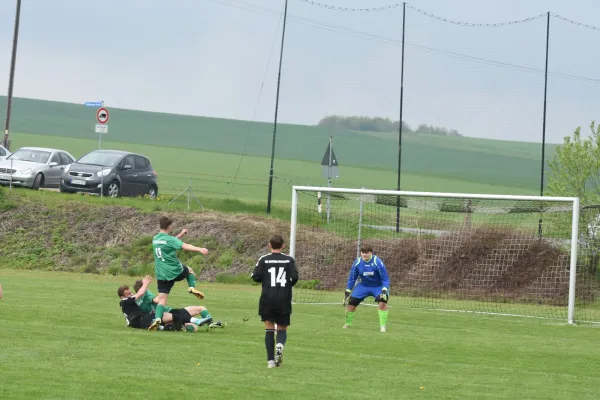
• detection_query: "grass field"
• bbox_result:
[1,269,600,400]
[1,96,559,203]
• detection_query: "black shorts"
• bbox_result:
[157,266,189,294]
[162,320,185,331]
[260,311,290,326]
[129,314,155,330]
[169,308,192,324]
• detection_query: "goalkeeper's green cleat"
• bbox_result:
[148,318,161,331]
[188,287,205,300]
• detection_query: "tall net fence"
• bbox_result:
[292,187,600,324]
[276,1,404,191]
[546,14,600,153]
[402,6,546,193]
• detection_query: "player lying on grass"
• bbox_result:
[251,234,299,368]
[118,275,194,331]
[343,244,390,332]
[133,279,226,330]
[149,216,210,331]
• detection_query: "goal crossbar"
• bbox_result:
[289,186,581,324]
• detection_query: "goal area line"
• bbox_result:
[292,302,600,325]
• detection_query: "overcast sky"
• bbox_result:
[1,0,599,143]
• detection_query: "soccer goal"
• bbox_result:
[289,186,600,325]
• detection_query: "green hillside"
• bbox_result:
[0,96,555,193]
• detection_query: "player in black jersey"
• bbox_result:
[251,234,299,368]
[118,275,187,331]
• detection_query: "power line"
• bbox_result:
[299,0,400,12]
[299,0,546,27]
[551,13,600,32]
[299,0,600,33]
[406,4,545,27]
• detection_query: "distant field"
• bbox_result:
[0,97,556,194]
[11,132,536,201]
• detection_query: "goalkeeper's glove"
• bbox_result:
[343,289,351,306]
[379,288,388,303]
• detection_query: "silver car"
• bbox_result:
[0,145,10,161]
[0,147,76,189]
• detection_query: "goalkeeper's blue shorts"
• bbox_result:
[350,284,385,302]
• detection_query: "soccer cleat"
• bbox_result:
[274,343,284,367]
[195,317,212,327]
[343,324,350,329]
[208,321,227,330]
[148,318,161,331]
[188,287,205,300]
[267,360,276,369]
[380,326,387,333]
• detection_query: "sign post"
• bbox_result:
[95,107,109,149]
[321,136,340,223]
[93,106,109,199]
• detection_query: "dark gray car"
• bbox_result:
[60,149,158,198]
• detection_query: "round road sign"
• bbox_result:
[96,107,110,124]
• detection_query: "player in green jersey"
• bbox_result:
[149,216,210,331]
[133,279,226,330]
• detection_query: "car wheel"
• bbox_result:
[107,181,120,198]
[32,173,44,190]
[148,185,157,199]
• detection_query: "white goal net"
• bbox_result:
[289,186,600,324]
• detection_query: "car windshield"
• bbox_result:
[76,152,123,167]
[7,149,51,163]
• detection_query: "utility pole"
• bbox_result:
[3,0,23,151]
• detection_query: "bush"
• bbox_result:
[508,203,548,214]
[439,200,473,213]
[296,279,321,289]
[375,195,407,208]
[217,249,236,269]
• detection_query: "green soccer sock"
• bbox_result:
[378,310,388,327]
[186,272,196,288]
[345,311,356,326]
[155,304,166,321]
[200,309,211,319]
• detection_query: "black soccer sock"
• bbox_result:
[276,330,287,347]
[265,329,275,361]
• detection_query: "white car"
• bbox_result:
[0,145,10,161]
[0,147,76,189]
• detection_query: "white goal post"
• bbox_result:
[289,186,584,325]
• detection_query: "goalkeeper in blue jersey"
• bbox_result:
[343,244,390,332]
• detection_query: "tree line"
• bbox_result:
[317,115,462,137]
